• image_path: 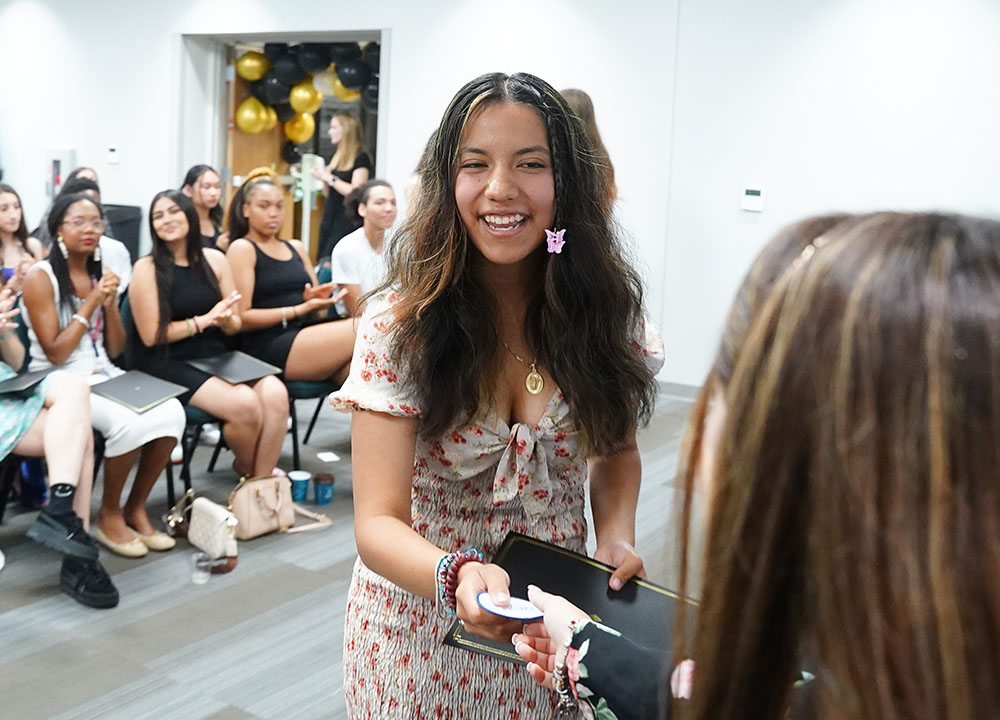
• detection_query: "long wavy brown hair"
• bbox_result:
[560,88,616,206]
[375,72,656,454]
[676,213,1000,720]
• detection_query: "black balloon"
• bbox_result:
[273,54,305,85]
[298,43,331,73]
[249,79,268,103]
[281,141,302,165]
[361,79,379,112]
[264,43,289,61]
[362,42,380,70]
[261,73,290,106]
[336,58,371,90]
[273,102,295,122]
[329,42,362,62]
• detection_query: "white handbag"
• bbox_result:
[188,496,239,560]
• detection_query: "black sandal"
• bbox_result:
[60,557,120,609]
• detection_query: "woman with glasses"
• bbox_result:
[21,192,184,559]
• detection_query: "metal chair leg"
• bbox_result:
[165,462,176,508]
[290,400,301,471]
[207,423,227,472]
[303,397,324,445]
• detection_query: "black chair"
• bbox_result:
[0,454,24,524]
[284,380,339,471]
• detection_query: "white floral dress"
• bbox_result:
[330,292,664,720]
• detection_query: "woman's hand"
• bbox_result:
[93,270,119,307]
[594,540,645,591]
[298,286,347,315]
[453,561,523,642]
[513,585,591,689]
[309,165,332,185]
[0,287,20,333]
[197,290,241,328]
[303,281,336,300]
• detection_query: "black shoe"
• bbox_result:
[27,511,99,561]
[60,557,119,609]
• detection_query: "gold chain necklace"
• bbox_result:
[501,340,545,395]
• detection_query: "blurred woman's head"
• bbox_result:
[560,88,615,205]
[181,164,224,230]
[0,183,29,243]
[683,212,1000,720]
[328,113,364,172]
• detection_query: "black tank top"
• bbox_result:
[250,240,311,309]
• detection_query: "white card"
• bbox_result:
[476,591,543,621]
[317,451,340,462]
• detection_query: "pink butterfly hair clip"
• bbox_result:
[545,228,566,254]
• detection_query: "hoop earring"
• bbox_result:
[57,236,69,259]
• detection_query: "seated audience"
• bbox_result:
[226,169,355,383]
[128,190,288,477]
[0,281,117,608]
[330,180,396,317]
[21,192,184,559]
[181,164,230,251]
[517,212,1000,720]
[0,183,43,294]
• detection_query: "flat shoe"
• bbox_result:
[133,530,176,552]
[93,527,148,558]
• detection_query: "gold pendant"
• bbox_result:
[525,363,544,395]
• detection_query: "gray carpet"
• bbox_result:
[0,389,692,719]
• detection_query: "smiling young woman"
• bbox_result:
[0,183,43,293]
[225,170,356,383]
[127,190,289,477]
[20,192,185,559]
[328,72,660,719]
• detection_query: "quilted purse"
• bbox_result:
[167,490,239,572]
[228,474,331,540]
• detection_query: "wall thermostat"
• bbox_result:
[741,187,764,212]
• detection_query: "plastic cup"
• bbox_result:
[190,551,212,584]
[314,473,335,506]
[288,470,311,503]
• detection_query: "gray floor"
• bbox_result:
[0,389,693,720]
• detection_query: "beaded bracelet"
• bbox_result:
[184,318,196,337]
[434,548,484,615]
[71,313,89,330]
[553,619,583,717]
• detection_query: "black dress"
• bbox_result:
[238,240,315,371]
[317,151,372,261]
[201,227,221,249]
[128,263,229,404]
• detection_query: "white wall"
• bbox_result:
[0,0,678,328]
[662,0,1000,385]
[4,0,998,387]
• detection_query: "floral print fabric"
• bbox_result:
[0,362,49,460]
[330,292,664,719]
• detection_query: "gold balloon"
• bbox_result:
[236,51,271,82]
[289,78,323,114]
[262,105,278,131]
[331,69,361,102]
[284,112,315,144]
[235,97,268,134]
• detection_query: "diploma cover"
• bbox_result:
[0,369,51,396]
[186,351,281,385]
[90,370,186,413]
[443,532,694,664]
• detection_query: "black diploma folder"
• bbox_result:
[90,370,186,413]
[443,532,694,664]
[186,351,281,385]
[0,369,52,396]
